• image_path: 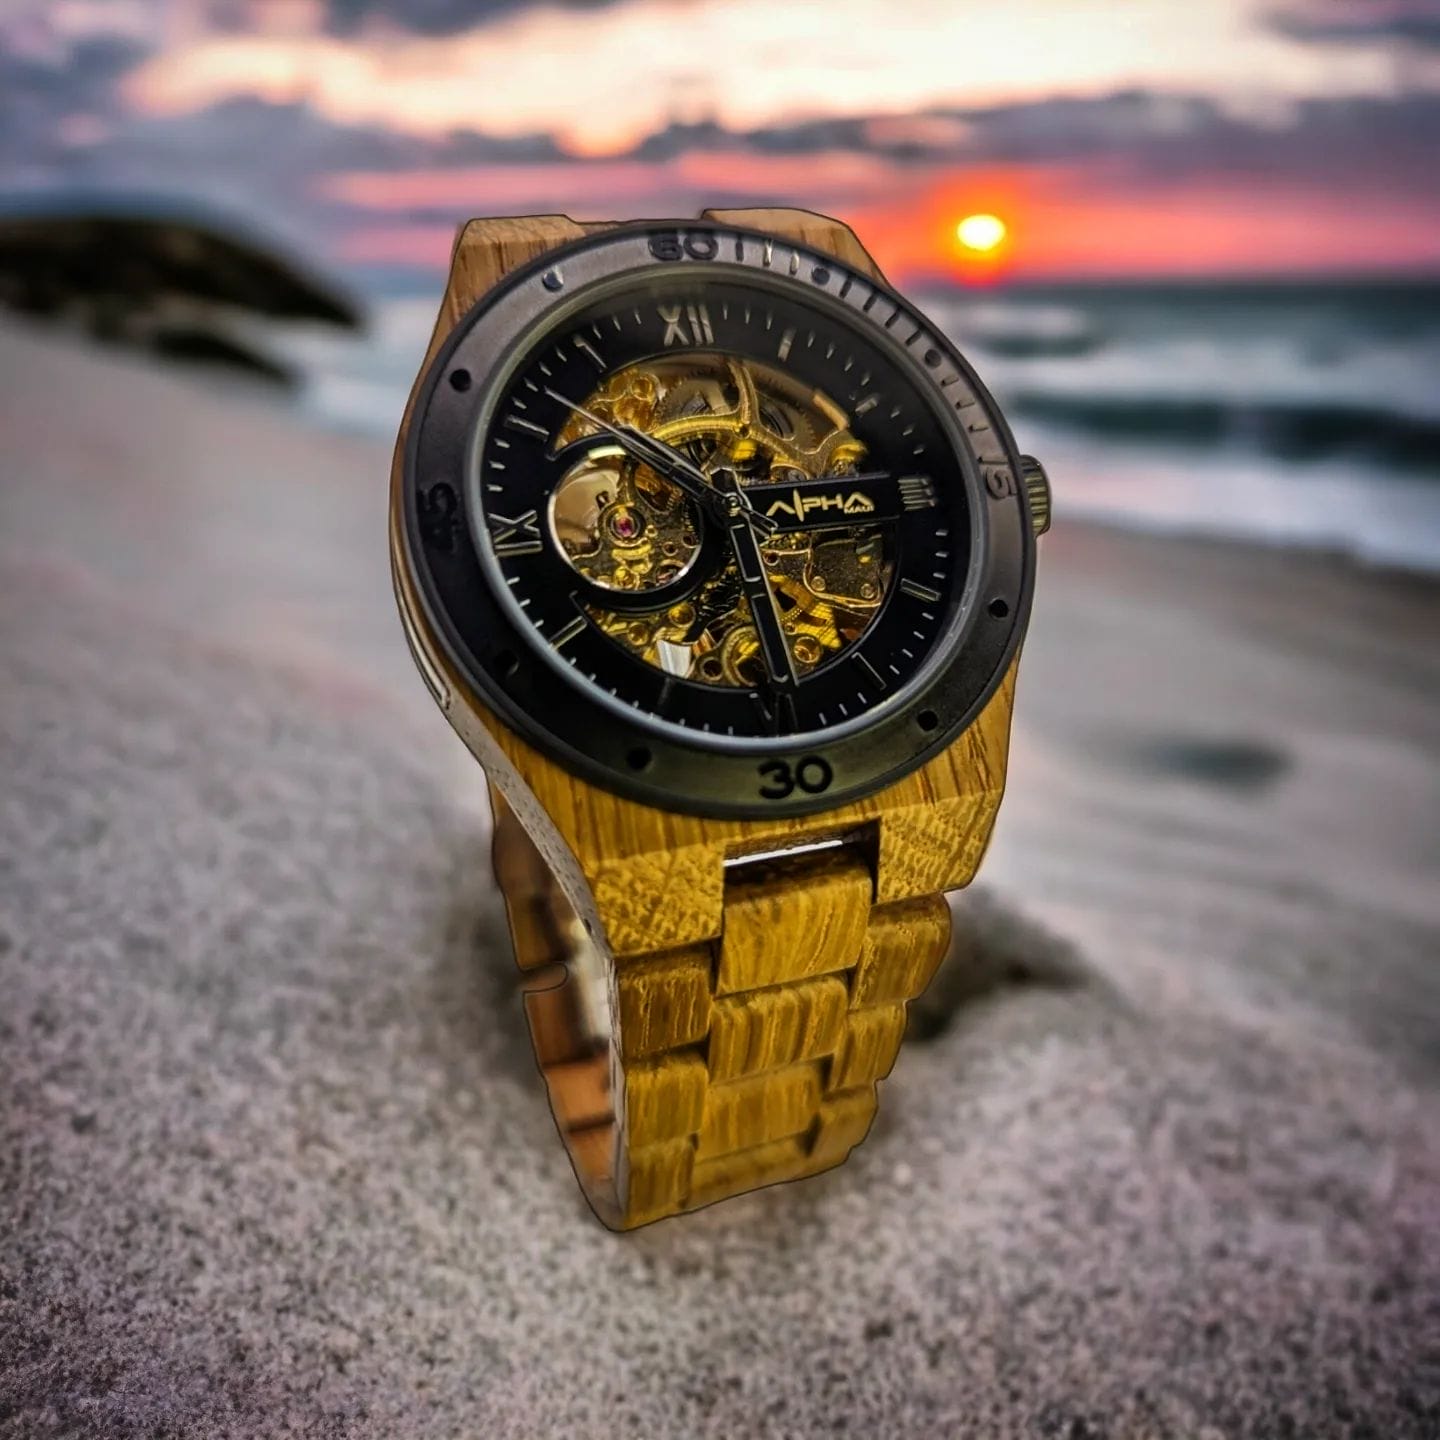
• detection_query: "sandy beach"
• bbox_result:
[2,318,1437,1437]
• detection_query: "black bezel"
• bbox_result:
[401,219,1035,818]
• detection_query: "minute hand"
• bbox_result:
[712,471,797,689]
[542,387,775,530]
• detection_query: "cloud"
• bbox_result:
[0,31,146,108]
[321,0,626,34]
[125,0,1418,155]
[1267,0,1440,49]
[0,25,150,184]
[618,88,1440,201]
[14,79,1440,235]
[3,0,1438,279]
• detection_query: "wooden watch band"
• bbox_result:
[492,789,952,1228]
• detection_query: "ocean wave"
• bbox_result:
[1010,424,1440,573]
[1006,391,1440,473]
[942,301,1103,359]
[934,286,1440,443]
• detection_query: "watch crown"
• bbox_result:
[1020,454,1052,537]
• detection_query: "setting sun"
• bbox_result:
[957,213,1007,253]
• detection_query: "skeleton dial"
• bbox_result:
[470,272,969,743]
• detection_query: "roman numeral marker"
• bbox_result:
[659,302,714,347]
[504,414,549,440]
[852,653,888,692]
[898,475,937,510]
[488,509,542,557]
[900,579,942,604]
[748,688,797,735]
[550,613,587,649]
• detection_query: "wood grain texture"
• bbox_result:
[707,976,848,1082]
[480,664,1016,957]
[625,1052,706,1147]
[624,1138,694,1227]
[828,1003,907,1092]
[614,946,712,1060]
[807,1088,879,1173]
[689,1136,808,1209]
[700,207,889,284]
[519,839,952,1225]
[851,894,953,1007]
[416,215,586,381]
[696,1062,820,1159]
[716,852,871,994]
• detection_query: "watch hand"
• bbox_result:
[711,469,797,689]
[545,386,779,537]
[544,387,715,510]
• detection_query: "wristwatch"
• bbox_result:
[390,208,1050,1229]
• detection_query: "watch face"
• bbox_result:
[401,220,1035,817]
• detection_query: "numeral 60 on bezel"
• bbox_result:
[647,230,720,262]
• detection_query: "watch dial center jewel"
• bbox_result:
[547,441,704,595]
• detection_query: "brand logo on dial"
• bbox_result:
[764,488,877,520]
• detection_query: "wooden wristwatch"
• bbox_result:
[390,208,1049,1228]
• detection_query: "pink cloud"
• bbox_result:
[317,149,897,214]
[320,162,671,212]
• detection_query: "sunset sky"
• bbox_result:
[3,0,1439,282]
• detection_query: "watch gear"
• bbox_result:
[548,448,702,594]
[551,354,893,687]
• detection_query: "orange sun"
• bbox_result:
[956,213,1008,253]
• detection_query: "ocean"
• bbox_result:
[286,277,1440,574]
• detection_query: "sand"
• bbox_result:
[1,320,1437,1438]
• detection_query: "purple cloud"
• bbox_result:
[1267,0,1440,48]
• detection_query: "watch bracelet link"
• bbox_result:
[490,790,952,1228]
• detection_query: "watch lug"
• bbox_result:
[429,215,588,357]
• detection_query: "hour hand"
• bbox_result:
[711,469,796,689]
[544,387,715,510]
